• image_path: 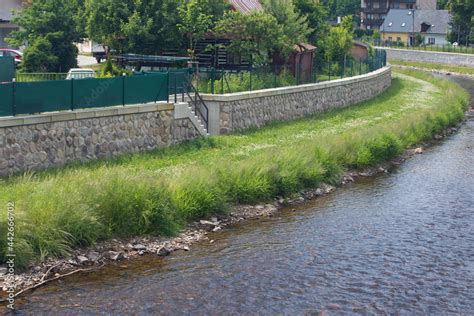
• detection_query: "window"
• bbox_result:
[373,2,380,8]
[388,22,393,26]
[401,22,406,27]
[428,38,435,44]
[388,37,393,42]
[397,37,401,41]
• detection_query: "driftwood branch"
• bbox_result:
[0,264,104,302]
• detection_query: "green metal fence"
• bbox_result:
[197,50,387,94]
[0,72,170,117]
[0,57,15,83]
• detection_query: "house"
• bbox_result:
[360,0,437,30]
[0,0,23,48]
[380,9,451,46]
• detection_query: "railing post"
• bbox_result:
[70,78,74,111]
[122,73,126,106]
[174,74,177,103]
[211,67,215,94]
[166,71,170,103]
[12,78,16,116]
[221,69,224,94]
[249,66,253,91]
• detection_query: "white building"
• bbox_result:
[0,0,23,48]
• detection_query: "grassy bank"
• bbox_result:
[0,70,469,269]
[389,60,474,76]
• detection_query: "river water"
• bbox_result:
[14,76,474,315]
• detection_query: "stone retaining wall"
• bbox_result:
[202,66,392,135]
[382,48,474,67]
[0,66,392,176]
[0,103,199,176]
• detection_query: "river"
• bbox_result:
[13,76,474,315]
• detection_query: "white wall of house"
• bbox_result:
[424,33,449,45]
[0,0,23,48]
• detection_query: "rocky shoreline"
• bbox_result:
[0,115,470,300]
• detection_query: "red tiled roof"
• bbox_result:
[229,0,263,14]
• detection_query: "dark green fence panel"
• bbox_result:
[124,73,168,104]
[73,77,123,109]
[0,83,13,116]
[15,80,72,115]
[168,71,189,94]
[0,57,15,83]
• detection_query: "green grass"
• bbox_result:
[389,59,474,76]
[0,70,469,269]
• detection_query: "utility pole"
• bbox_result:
[412,9,415,47]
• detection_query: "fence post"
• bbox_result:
[122,73,126,106]
[174,74,178,103]
[70,78,74,111]
[166,71,170,103]
[211,67,215,94]
[221,69,224,94]
[328,61,331,81]
[12,78,16,116]
[249,67,253,91]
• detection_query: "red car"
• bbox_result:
[0,48,23,65]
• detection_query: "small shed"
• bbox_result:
[351,40,370,61]
[272,43,317,82]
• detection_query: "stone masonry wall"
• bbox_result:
[0,104,199,176]
[203,66,392,134]
[383,48,474,67]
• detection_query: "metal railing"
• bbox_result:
[194,51,387,95]
[361,39,474,54]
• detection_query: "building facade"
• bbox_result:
[0,0,23,48]
[380,9,451,46]
[360,0,436,30]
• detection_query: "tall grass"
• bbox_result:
[0,70,469,269]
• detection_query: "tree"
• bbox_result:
[214,11,287,64]
[324,26,352,62]
[341,15,354,35]
[84,0,132,54]
[177,0,214,59]
[262,0,312,52]
[8,0,83,72]
[447,0,474,45]
[293,0,329,44]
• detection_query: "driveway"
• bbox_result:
[77,54,98,67]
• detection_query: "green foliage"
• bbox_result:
[293,0,329,44]
[321,0,359,20]
[447,0,474,45]
[9,0,83,72]
[262,0,312,56]
[324,26,352,62]
[178,0,214,58]
[98,58,131,77]
[214,11,286,64]
[341,15,354,35]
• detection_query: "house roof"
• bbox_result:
[380,9,451,35]
[0,0,23,22]
[229,0,263,14]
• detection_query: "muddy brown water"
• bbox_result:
[10,76,474,315]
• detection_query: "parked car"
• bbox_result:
[66,68,97,80]
[0,48,23,66]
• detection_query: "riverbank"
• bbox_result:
[389,60,474,77]
[0,70,470,296]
